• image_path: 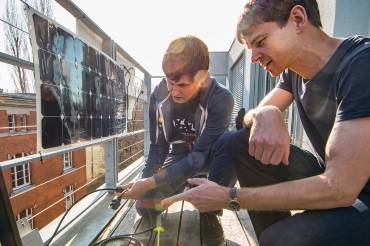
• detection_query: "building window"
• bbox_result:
[21,114,27,132]
[8,114,15,132]
[63,152,73,170]
[64,185,74,210]
[16,208,33,229]
[10,153,31,190]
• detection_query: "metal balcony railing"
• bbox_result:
[0,1,152,245]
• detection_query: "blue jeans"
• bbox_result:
[137,131,236,219]
[229,128,370,245]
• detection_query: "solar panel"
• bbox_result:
[30,11,127,150]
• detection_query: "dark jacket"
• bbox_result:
[144,77,234,187]
[235,108,246,130]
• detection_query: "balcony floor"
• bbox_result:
[95,199,258,246]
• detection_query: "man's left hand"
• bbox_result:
[161,178,229,212]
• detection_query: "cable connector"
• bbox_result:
[115,186,124,193]
[109,195,122,210]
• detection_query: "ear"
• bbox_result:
[289,5,308,33]
[193,70,208,87]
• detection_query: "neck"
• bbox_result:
[289,28,343,80]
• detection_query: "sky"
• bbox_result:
[70,0,246,75]
[0,0,246,92]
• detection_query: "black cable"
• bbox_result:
[86,199,129,245]
[45,186,156,246]
[120,64,134,131]
[90,227,155,246]
[120,64,134,90]
[146,228,154,246]
[176,200,185,246]
[94,236,143,246]
[45,188,119,246]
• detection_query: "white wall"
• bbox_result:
[317,0,337,35]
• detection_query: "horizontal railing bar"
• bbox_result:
[41,157,144,242]
[118,140,144,153]
[10,165,86,200]
[0,17,30,34]
[53,0,150,76]
[0,129,146,170]
[0,51,34,71]
[29,167,103,221]
[24,155,144,228]
[118,150,143,167]
[0,125,37,130]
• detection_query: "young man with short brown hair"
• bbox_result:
[122,35,236,245]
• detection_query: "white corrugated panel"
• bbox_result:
[230,54,245,128]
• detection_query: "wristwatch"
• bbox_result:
[228,187,240,211]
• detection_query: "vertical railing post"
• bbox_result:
[104,138,117,189]
[143,73,151,158]
[0,169,22,246]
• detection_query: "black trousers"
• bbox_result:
[229,128,370,245]
[137,131,237,219]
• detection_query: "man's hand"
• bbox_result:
[120,177,156,200]
[248,106,290,165]
[161,178,229,212]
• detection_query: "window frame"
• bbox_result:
[10,153,31,190]
[16,207,34,229]
[63,184,75,210]
[63,152,73,170]
[8,114,16,133]
[20,114,27,132]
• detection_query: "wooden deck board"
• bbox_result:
[220,209,251,246]
[158,200,184,246]
[134,216,155,246]
[235,210,258,246]
[102,200,136,239]
[177,201,202,246]
[98,199,257,246]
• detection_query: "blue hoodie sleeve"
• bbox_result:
[155,87,234,187]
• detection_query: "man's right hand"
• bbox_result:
[247,106,290,165]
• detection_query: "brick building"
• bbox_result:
[0,92,87,229]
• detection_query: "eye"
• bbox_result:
[257,38,266,47]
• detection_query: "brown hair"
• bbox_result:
[162,36,209,82]
[237,0,322,43]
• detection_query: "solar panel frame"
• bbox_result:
[28,8,127,152]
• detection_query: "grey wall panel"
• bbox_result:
[334,0,370,37]
[229,53,245,128]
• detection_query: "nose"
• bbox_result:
[170,85,181,97]
[251,49,262,64]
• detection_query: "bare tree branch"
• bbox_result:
[34,0,54,18]
[4,0,54,93]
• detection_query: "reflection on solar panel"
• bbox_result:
[30,12,127,150]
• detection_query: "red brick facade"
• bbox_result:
[0,94,87,229]
[0,93,145,230]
